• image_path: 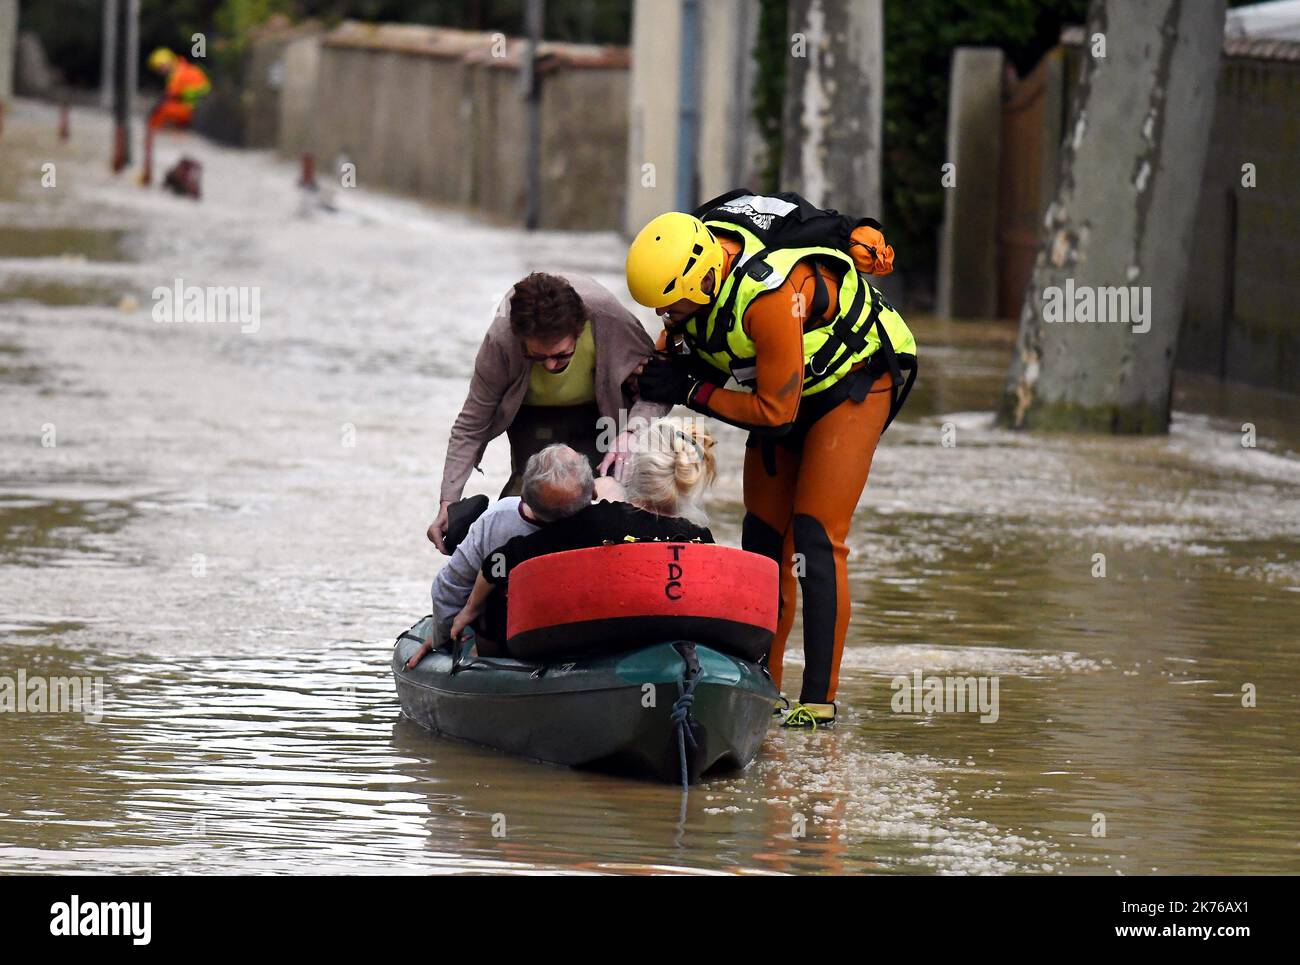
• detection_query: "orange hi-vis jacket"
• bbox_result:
[167,59,211,105]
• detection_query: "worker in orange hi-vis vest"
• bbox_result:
[146,48,211,131]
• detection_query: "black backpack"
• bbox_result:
[692,188,886,266]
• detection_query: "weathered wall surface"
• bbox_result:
[696,0,764,206]
[244,22,325,149]
[0,0,16,102]
[624,0,682,234]
[941,29,1299,394]
[1180,44,1300,392]
[538,66,629,229]
[277,34,321,160]
[936,47,1003,320]
[781,0,883,216]
[279,21,627,229]
[624,0,766,236]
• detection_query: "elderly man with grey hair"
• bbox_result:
[406,444,593,668]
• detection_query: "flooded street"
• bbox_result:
[2,101,1297,874]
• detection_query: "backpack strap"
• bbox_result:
[701,247,774,355]
[807,264,830,331]
[804,274,871,387]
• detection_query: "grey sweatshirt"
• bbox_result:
[430,497,540,628]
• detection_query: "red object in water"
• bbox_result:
[139,126,154,185]
[506,543,778,663]
[111,123,127,173]
[59,104,69,141]
[299,152,317,190]
[162,157,202,199]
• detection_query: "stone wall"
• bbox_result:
[938,30,1300,393]
[275,21,629,230]
[1180,40,1300,392]
[0,0,15,103]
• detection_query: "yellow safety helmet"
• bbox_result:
[148,48,177,73]
[626,212,724,309]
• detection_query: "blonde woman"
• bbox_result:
[610,418,717,525]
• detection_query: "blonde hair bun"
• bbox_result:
[623,418,717,523]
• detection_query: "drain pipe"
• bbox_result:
[522,0,545,230]
[675,0,702,212]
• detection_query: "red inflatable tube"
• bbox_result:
[506,543,778,663]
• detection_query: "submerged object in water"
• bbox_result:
[392,615,779,784]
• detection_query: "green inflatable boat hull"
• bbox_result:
[392,617,778,784]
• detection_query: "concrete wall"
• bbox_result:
[936,47,1004,319]
[244,22,325,149]
[624,0,765,236]
[538,65,629,229]
[284,22,627,228]
[306,28,477,206]
[625,0,682,234]
[277,34,321,160]
[465,55,522,218]
[697,0,764,204]
[1180,44,1300,392]
[0,0,15,103]
[939,29,1300,392]
[464,46,628,229]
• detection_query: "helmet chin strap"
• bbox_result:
[662,298,711,333]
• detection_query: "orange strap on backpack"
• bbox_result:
[849,223,894,276]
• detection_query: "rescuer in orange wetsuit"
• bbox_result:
[147,48,211,130]
[625,193,917,727]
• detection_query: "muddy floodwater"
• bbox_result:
[2,103,1297,875]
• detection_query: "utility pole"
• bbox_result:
[125,0,139,122]
[101,0,117,111]
[109,0,139,171]
[522,0,544,230]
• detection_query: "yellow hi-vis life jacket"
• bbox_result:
[682,191,917,428]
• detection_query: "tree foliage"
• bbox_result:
[882,0,1089,282]
[748,0,1089,285]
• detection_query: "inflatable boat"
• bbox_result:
[392,543,781,784]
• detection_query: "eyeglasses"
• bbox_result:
[522,345,577,363]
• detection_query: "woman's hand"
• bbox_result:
[596,429,637,482]
[404,640,433,670]
[427,501,453,554]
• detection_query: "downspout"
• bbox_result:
[676,0,701,211]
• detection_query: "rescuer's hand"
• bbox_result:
[637,356,696,406]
